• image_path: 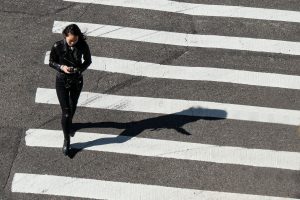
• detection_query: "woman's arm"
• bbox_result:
[79,42,92,73]
[49,43,63,72]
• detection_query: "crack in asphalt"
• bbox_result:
[155,16,195,66]
[80,76,144,108]
[104,76,144,94]
[36,114,61,129]
[0,9,47,17]
[175,5,200,14]
[0,4,76,17]
[159,49,189,65]
[96,27,125,37]
[155,146,200,157]
[73,3,93,22]
[54,4,77,15]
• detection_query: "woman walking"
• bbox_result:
[49,24,92,156]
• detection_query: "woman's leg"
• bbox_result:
[56,76,72,155]
[69,77,83,120]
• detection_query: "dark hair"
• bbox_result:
[62,24,86,41]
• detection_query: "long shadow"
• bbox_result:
[68,107,227,158]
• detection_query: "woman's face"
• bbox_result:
[65,33,78,47]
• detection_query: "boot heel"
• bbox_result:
[62,138,70,156]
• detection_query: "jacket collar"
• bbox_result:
[62,39,68,52]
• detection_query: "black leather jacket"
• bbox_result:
[49,39,92,77]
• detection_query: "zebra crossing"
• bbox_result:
[10,0,300,199]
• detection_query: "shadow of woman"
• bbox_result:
[68,107,227,158]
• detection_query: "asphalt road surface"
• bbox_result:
[1,0,300,199]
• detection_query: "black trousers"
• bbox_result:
[55,74,83,140]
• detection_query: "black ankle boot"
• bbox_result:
[62,138,70,156]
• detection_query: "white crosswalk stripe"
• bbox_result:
[44,51,300,90]
[63,0,300,23]
[52,21,300,55]
[11,0,300,199]
[12,173,299,200]
[12,173,298,200]
[25,129,300,170]
[35,87,300,126]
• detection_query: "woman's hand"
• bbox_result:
[61,65,71,74]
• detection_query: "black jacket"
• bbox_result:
[49,39,92,76]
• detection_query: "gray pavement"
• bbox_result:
[0,0,300,199]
